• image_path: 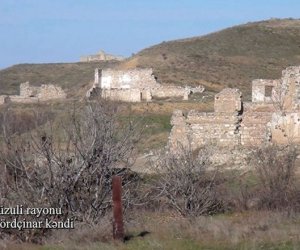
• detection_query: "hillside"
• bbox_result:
[1,19,300,100]
[120,18,300,99]
[0,61,120,97]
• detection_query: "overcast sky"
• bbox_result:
[0,0,300,69]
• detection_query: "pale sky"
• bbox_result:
[0,0,300,69]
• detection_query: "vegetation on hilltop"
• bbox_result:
[0,61,120,97]
[1,19,300,100]
[121,18,300,99]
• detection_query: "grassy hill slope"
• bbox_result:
[120,18,300,98]
[0,61,119,97]
[1,19,300,99]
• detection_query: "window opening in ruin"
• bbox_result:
[265,86,273,97]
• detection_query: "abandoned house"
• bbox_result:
[168,66,300,150]
[80,50,125,62]
[86,68,204,102]
[0,82,66,104]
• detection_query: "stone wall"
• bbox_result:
[270,112,300,144]
[214,88,242,113]
[9,96,39,103]
[168,110,190,151]
[20,82,39,97]
[36,84,66,100]
[151,86,190,100]
[281,66,300,111]
[168,88,242,151]
[187,111,241,148]
[0,95,10,105]
[168,66,300,151]
[101,89,142,102]
[80,50,125,62]
[190,86,205,94]
[19,82,66,100]
[87,68,205,102]
[0,82,66,105]
[240,112,272,146]
[99,68,160,89]
[252,79,280,103]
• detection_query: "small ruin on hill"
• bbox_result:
[80,50,125,62]
[169,66,300,150]
[0,82,66,104]
[86,68,205,102]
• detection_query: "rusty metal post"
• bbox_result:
[112,176,124,240]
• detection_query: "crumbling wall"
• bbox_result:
[251,79,279,103]
[187,111,241,149]
[169,88,242,150]
[0,95,10,105]
[86,69,101,98]
[87,68,160,102]
[151,85,205,100]
[281,66,300,111]
[9,96,39,103]
[169,110,241,151]
[87,68,205,102]
[190,86,205,94]
[20,82,39,97]
[214,88,242,113]
[240,112,272,146]
[141,89,152,101]
[80,50,125,62]
[1,82,66,105]
[270,112,300,144]
[151,86,190,100]
[100,68,160,89]
[0,96,5,105]
[246,67,300,148]
[168,65,300,153]
[37,84,66,100]
[101,89,142,102]
[168,110,190,151]
[19,82,66,100]
[251,67,300,110]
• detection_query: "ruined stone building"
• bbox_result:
[168,66,300,150]
[80,50,125,62]
[0,82,66,104]
[86,68,204,102]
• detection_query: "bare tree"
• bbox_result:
[151,145,223,217]
[249,144,299,211]
[0,99,143,241]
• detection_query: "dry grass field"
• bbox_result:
[2,211,300,250]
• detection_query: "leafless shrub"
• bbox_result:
[0,105,53,137]
[225,172,259,211]
[151,145,224,217]
[0,99,143,242]
[249,144,300,211]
